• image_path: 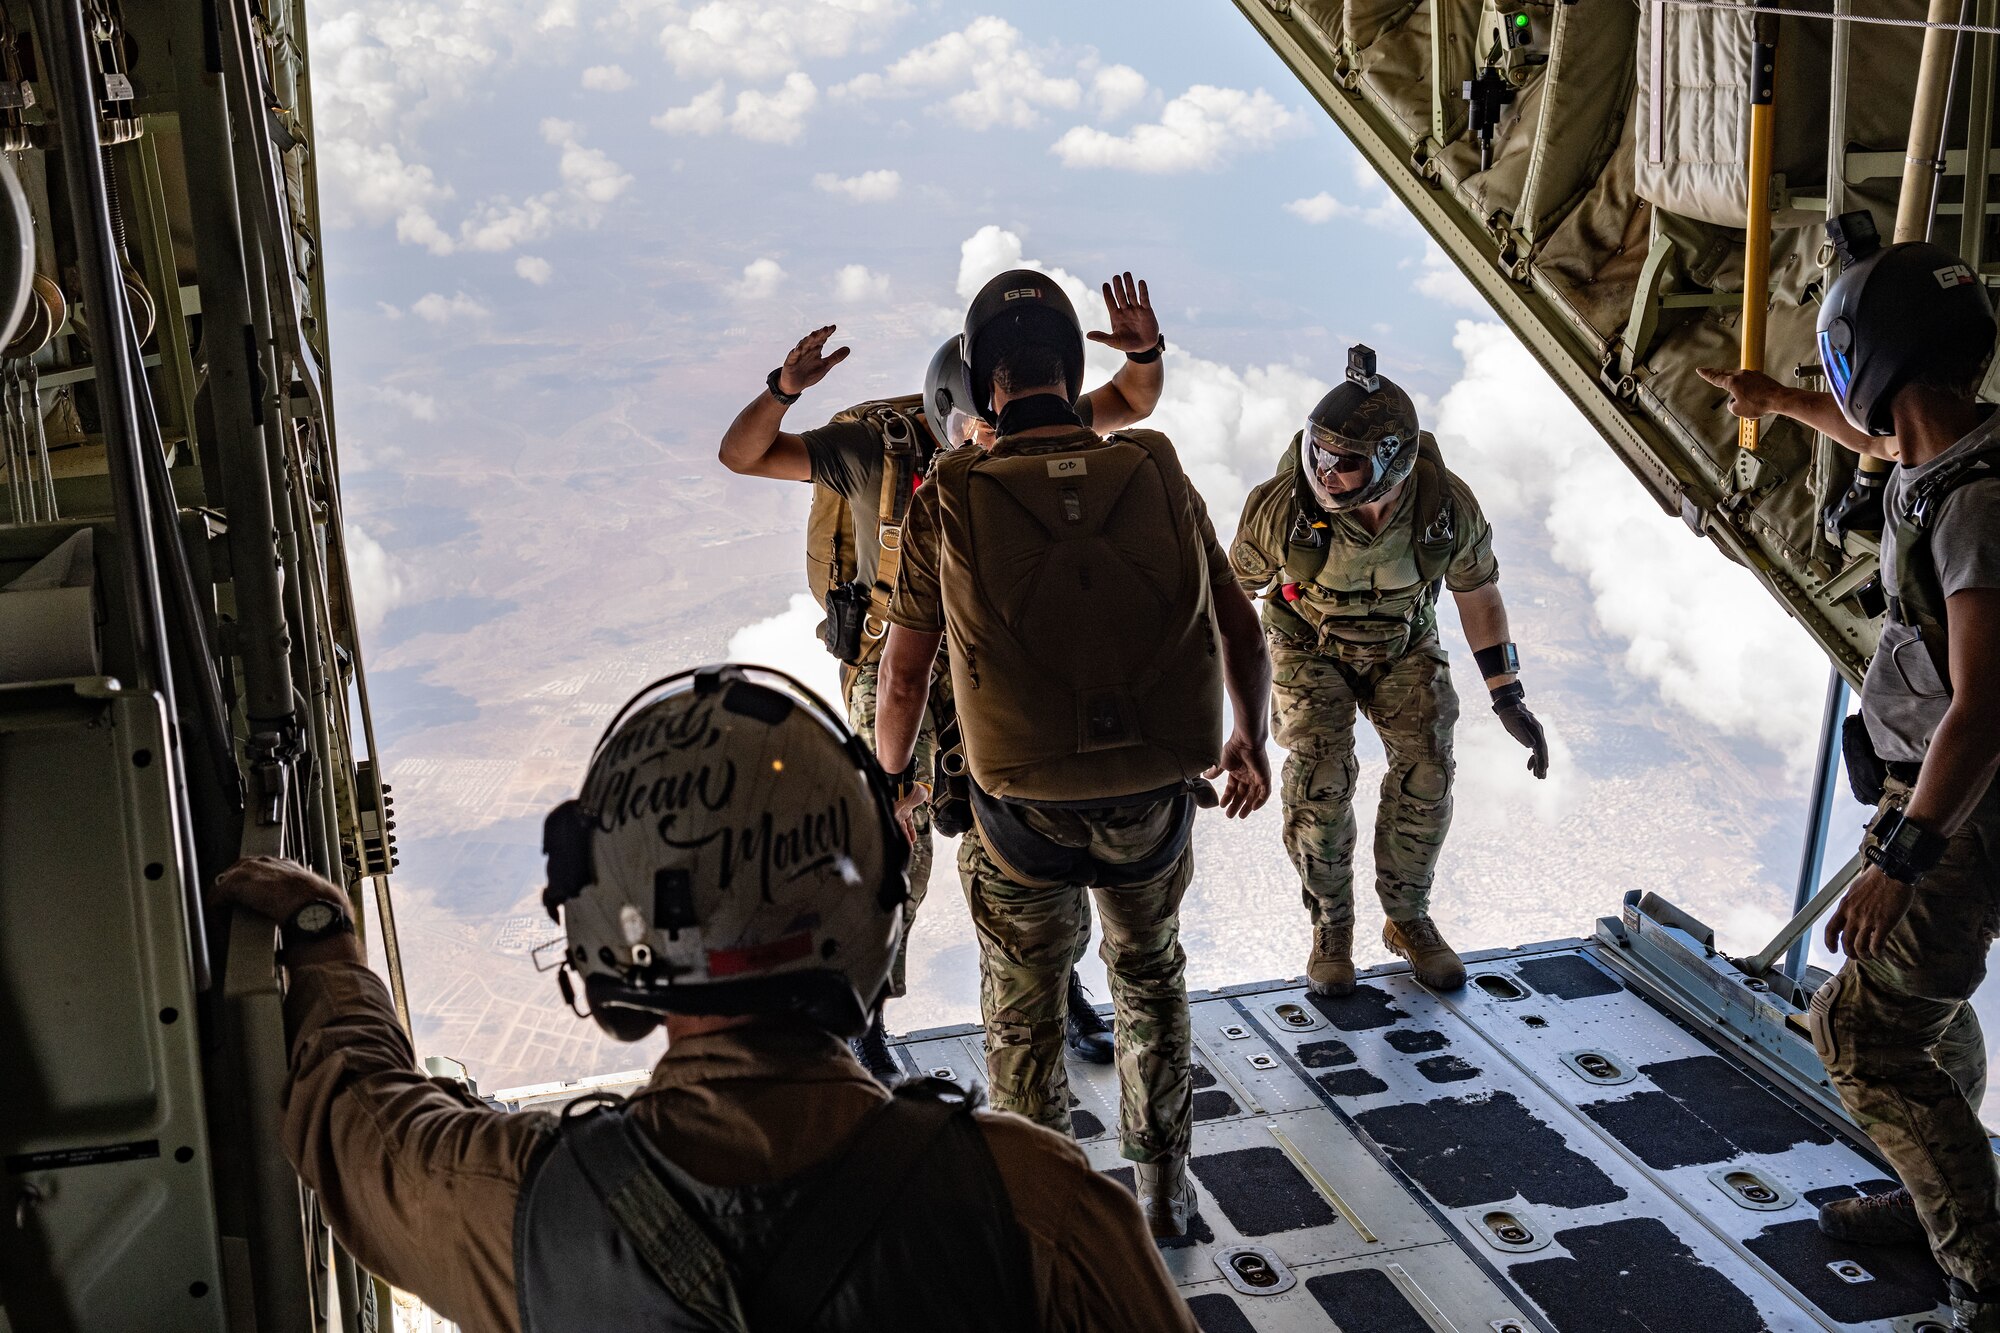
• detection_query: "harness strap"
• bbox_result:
[865,407,924,642]
[746,1086,965,1331]
[563,1110,749,1333]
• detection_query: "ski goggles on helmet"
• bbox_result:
[1303,426,1383,510]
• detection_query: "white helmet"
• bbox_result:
[541,664,908,1040]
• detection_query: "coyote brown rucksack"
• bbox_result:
[803,395,926,667]
[931,427,1224,803]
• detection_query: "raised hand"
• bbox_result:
[1086,273,1160,354]
[778,325,851,396]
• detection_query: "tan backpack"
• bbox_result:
[802,395,926,666]
[931,428,1224,803]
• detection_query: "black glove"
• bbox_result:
[1490,681,1548,779]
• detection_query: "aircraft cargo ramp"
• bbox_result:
[501,896,1955,1333]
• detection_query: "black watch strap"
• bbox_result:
[1865,810,1949,885]
[1125,337,1166,365]
[766,367,802,406]
[280,898,354,953]
[1474,641,1520,680]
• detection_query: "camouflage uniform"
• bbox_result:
[889,425,1238,1168]
[1810,781,2000,1292]
[959,799,1193,1163]
[842,661,939,998]
[1232,436,1498,931]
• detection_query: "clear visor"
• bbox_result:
[1817,329,1854,403]
[942,407,981,449]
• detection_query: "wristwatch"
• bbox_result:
[280,897,353,954]
[1474,641,1520,681]
[1126,337,1166,365]
[766,367,801,406]
[1864,809,1949,886]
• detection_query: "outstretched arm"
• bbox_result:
[717,325,850,480]
[1081,273,1164,432]
[1696,367,1896,460]
[1453,582,1549,779]
[1206,581,1272,817]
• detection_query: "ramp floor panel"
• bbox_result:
[900,943,1953,1332]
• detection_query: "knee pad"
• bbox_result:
[1398,760,1451,805]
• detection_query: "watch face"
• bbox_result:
[296,901,338,933]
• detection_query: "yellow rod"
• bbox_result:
[1738,7,1780,453]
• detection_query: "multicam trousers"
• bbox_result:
[845,660,938,999]
[959,797,1192,1164]
[1810,779,2000,1292]
[1270,633,1459,930]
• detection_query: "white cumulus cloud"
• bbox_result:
[1434,321,1828,760]
[411,290,490,324]
[367,384,439,421]
[580,63,633,91]
[1285,191,1354,224]
[652,0,909,83]
[726,593,844,706]
[835,17,1079,131]
[1051,85,1297,172]
[344,522,408,638]
[1413,242,1485,312]
[813,168,901,202]
[1091,64,1149,119]
[656,73,818,144]
[514,255,553,285]
[833,264,891,302]
[733,257,787,300]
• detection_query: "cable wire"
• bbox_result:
[1657,0,2000,34]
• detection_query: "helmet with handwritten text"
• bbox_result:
[540,664,908,1041]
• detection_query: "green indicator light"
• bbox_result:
[1514,13,1528,26]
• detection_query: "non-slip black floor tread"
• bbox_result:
[1639,1055,1835,1155]
[1515,954,1623,1000]
[1581,1089,1740,1169]
[1192,1089,1241,1121]
[1316,1068,1390,1098]
[1070,1107,1105,1140]
[1744,1217,1946,1323]
[1356,1090,1627,1209]
[1189,1145,1338,1237]
[1186,1293,1256,1333]
[1297,1037,1358,1068]
[1511,1217,1766,1333]
[1415,1054,1480,1083]
[1305,984,1408,1031]
[1305,1268,1432,1333]
[1384,1028,1449,1054]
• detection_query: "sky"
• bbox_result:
[307,0,1943,1095]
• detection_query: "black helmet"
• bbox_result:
[1817,220,1996,437]
[962,268,1085,422]
[1300,345,1421,512]
[923,337,978,449]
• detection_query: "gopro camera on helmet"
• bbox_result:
[1826,210,1881,271]
[1346,344,1380,391]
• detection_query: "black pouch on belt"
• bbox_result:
[1841,712,1887,807]
[818,580,869,664]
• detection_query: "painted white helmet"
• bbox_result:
[541,664,908,1041]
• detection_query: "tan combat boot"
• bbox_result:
[1136,1155,1197,1239]
[1383,915,1466,990]
[1306,921,1356,997]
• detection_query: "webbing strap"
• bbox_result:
[865,408,924,641]
[565,1113,749,1333]
[745,1089,962,1331]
